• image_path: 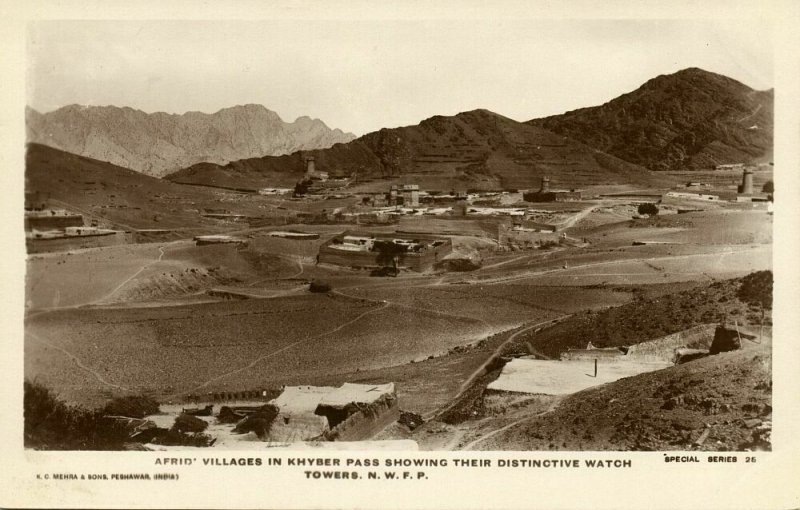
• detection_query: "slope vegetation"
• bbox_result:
[508,272,772,359]
[529,68,773,171]
[167,109,659,191]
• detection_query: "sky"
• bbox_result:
[27,19,773,136]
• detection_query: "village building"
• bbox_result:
[317,231,452,271]
[388,184,420,207]
[258,187,292,196]
[523,176,582,202]
[715,163,745,171]
[663,191,720,201]
[737,167,754,194]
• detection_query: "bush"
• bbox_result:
[24,380,128,450]
[232,404,280,439]
[172,413,209,433]
[149,428,215,447]
[762,180,774,193]
[309,279,332,293]
[637,203,659,216]
[102,395,160,418]
[294,178,312,197]
[738,270,772,310]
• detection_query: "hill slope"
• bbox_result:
[25,144,265,230]
[507,273,772,360]
[26,104,356,178]
[167,109,659,191]
[479,342,771,451]
[462,272,773,451]
[528,68,773,171]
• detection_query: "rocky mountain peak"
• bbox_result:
[26,104,356,177]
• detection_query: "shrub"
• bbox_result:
[637,203,659,216]
[172,413,209,433]
[762,180,774,193]
[309,279,332,293]
[102,395,160,419]
[150,428,214,447]
[737,270,772,310]
[293,178,312,197]
[232,404,279,438]
[24,380,129,450]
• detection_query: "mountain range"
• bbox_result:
[26,68,773,189]
[167,108,653,191]
[166,68,772,190]
[528,68,773,171]
[26,104,356,178]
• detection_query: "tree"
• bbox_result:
[737,270,772,310]
[24,380,130,450]
[373,240,407,276]
[637,203,659,216]
[293,178,312,197]
[762,180,774,193]
[103,395,160,418]
[309,280,332,293]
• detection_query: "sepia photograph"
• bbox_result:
[3,1,800,508]
[23,17,776,453]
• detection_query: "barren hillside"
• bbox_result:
[507,271,772,359]
[25,143,252,229]
[529,68,773,171]
[167,109,660,191]
[476,342,771,451]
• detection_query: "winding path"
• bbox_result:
[427,316,566,421]
[94,245,168,304]
[174,300,391,397]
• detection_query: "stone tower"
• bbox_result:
[739,168,754,194]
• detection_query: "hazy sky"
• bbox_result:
[27,19,773,136]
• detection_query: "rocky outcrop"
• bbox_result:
[26,104,356,177]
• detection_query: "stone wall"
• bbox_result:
[269,414,329,442]
[25,214,84,231]
[26,231,131,254]
[318,235,452,272]
[560,348,625,361]
[626,324,716,363]
[325,395,399,442]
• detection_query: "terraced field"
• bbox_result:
[25,290,499,406]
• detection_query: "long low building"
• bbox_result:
[267,383,398,442]
[318,231,452,272]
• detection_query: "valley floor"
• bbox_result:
[24,204,773,451]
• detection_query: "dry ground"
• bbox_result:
[25,203,773,447]
[471,341,771,451]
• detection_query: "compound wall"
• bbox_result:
[625,324,716,363]
[26,231,131,254]
[318,234,452,272]
[25,214,84,230]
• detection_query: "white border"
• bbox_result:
[2,1,799,508]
